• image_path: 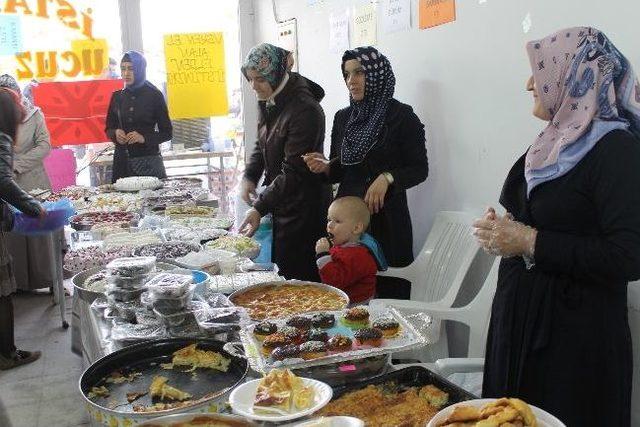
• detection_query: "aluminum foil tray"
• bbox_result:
[238,307,431,374]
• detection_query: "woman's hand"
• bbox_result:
[302,152,330,174]
[115,129,128,145]
[473,207,499,253]
[473,209,537,258]
[239,208,261,237]
[126,131,145,144]
[240,178,257,205]
[37,205,47,220]
[364,174,389,214]
[315,237,331,254]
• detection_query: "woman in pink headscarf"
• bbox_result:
[473,27,640,426]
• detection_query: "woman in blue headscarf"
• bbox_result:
[105,51,172,182]
[305,47,429,299]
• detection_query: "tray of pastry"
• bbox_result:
[229,280,349,321]
[317,366,476,427]
[238,306,429,373]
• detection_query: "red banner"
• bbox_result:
[33,79,123,147]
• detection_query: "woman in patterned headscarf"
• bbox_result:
[304,47,429,299]
[0,75,56,292]
[239,43,331,281]
[473,27,640,426]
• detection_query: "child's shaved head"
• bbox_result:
[331,196,370,230]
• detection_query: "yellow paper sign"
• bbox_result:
[419,0,456,29]
[164,32,229,119]
[71,38,109,77]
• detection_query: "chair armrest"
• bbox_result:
[370,299,466,323]
[377,266,411,280]
[434,357,484,377]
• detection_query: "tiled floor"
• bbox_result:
[0,291,89,427]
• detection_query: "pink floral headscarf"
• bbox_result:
[524,27,640,195]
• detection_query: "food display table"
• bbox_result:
[90,150,234,211]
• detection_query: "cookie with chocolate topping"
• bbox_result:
[354,327,383,347]
[341,306,370,329]
[254,321,277,341]
[372,317,400,337]
[303,328,329,343]
[271,344,301,361]
[286,315,312,330]
[327,334,353,351]
[311,312,335,329]
[299,340,327,360]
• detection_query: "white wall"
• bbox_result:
[248,0,640,254]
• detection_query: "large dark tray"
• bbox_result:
[80,338,248,415]
[331,365,477,402]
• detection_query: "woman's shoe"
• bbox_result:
[0,349,41,370]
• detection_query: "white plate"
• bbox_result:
[137,412,255,426]
[292,416,365,427]
[229,377,333,422]
[427,398,566,427]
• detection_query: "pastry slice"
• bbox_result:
[253,369,314,414]
[172,344,230,372]
[149,376,192,401]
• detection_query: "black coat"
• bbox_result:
[483,129,640,426]
[105,83,173,182]
[328,99,428,267]
[0,132,40,231]
[244,73,331,281]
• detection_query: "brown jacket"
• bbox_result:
[244,73,331,281]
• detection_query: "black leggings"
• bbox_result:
[0,295,15,358]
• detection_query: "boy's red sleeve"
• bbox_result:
[317,248,354,290]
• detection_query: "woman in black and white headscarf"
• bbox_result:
[305,47,429,299]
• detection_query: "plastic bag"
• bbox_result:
[11,198,75,235]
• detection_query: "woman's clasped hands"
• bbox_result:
[115,129,145,145]
[473,207,538,258]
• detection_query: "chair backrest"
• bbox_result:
[628,280,640,426]
[411,211,479,305]
[465,258,499,357]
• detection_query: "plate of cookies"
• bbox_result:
[238,306,429,373]
[427,398,566,427]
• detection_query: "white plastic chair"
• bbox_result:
[371,211,482,362]
[432,258,499,380]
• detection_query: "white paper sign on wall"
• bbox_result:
[353,4,377,47]
[381,0,411,34]
[329,11,350,53]
[278,18,298,71]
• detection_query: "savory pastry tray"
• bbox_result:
[238,307,429,373]
[229,280,349,320]
[331,365,477,401]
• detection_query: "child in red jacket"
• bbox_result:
[315,196,378,304]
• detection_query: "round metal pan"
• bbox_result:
[72,262,176,304]
[228,280,349,321]
[80,338,248,425]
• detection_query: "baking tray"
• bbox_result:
[80,338,248,425]
[229,280,349,320]
[238,307,429,373]
[331,365,477,402]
